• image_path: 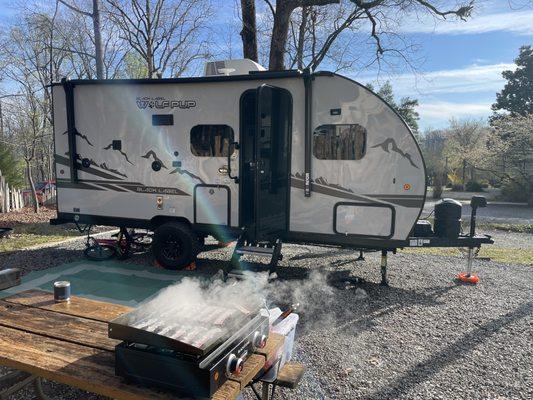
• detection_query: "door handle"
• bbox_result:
[227,141,239,183]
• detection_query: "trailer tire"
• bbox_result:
[152,222,199,270]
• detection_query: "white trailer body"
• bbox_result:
[52,66,428,253]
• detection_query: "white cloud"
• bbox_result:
[417,101,491,121]
[401,10,533,36]
[358,63,514,97]
[355,63,514,129]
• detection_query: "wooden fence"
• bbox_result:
[0,169,24,213]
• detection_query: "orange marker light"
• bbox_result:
[403,183,411,191]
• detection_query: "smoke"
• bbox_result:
[120,271,269,351]
[120,268,367,349]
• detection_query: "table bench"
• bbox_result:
[0,289,304,399]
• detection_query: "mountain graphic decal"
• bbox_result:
[371,138,419,169]
[141,150,168,169]
[103,143,134,165]
[62,130,94,147]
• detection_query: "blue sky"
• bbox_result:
[351,0,533,130]
[0,0,531,130]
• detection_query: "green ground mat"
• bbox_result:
[0,261,190,306]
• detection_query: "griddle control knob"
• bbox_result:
[226,354,244,376]
[253,331,267,349]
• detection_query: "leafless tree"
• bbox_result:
[1,13,66,211]
[242,0,474,71]
[57,0,105,79]
[106,0,213,78]
[53,5,127,79]
[241,0,259,61]
[443,118,488,185]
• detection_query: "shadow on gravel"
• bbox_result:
[331,280,461,337]
[363,301,533,400]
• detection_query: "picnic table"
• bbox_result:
[0,289,304,400]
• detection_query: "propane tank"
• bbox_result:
[434,198,462,238]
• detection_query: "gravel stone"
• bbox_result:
[0,230,531,400]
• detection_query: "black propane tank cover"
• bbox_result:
[434,198,462,239]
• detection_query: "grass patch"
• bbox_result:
[0,233,74,252]
[476,222,533,234]
[402,246,533,265]
[0,223,83,253]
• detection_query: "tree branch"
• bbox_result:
[57,0,93,17]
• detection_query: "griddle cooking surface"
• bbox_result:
[108,303,257,356]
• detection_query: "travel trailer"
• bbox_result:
[51,59,492,283]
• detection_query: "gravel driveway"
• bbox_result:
[0,230,531,400]
[423,201,533,224]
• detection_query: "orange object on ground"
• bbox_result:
[184,262,197,271]
[217,241,234,248]
[457,272,479,284]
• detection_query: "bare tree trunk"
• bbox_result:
[240,0,258,61]
[93,0,104,79]
[268,0,339,70]
[269,2,295,70]
[26,160,39,213]
[462,159,467,187]
[146,0,154,78]
[0,101,3,139]
[296,6,309,69]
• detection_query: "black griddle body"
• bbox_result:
[114,314,269,398]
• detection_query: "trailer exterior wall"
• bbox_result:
[52,72,426,246]
[289,74,426,241]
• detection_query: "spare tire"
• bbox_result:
[152,221,200,270]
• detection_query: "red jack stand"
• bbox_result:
[457,248,479,284]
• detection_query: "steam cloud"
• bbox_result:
[120,272,269,350]
[120,268,364,350]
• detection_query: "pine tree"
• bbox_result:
[367,82,420,139]
[492,45,533,116]
[0,143,24,188]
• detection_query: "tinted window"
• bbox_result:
[313,124,367,160]
[190,125,234,157]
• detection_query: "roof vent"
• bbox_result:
[204,59,266,76]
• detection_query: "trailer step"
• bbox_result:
[225,237,283,278]
[235,246,276,256]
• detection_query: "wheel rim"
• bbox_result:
[161,234,183,260]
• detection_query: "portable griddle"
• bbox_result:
[109,303,269,398]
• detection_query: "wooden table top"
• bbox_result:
[0,289,285,400]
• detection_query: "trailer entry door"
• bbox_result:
[239,85,292,241]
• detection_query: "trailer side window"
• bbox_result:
[190,125,234,157]
[313,124,366,160]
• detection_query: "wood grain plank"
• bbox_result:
[0,325,174,400]
[275,362,305,389]
[227,354,265,391]
[3,289,132,322]
[211,380,241,400]
[0,301,118,351]
[254,333,284,361]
